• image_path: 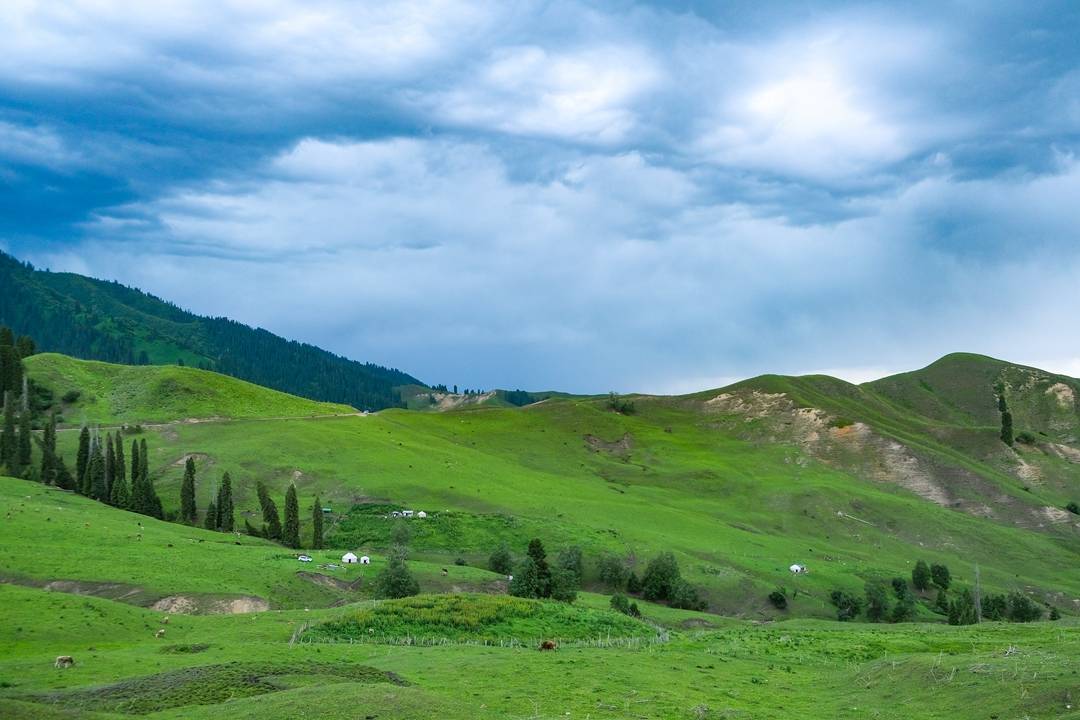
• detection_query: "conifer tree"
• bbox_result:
[16,407,32,477]
[180,457,197,524]
[114,435,125,493]
[39,411,57,484]
[88,439,107,501]
[283,483,300,548]
[53,453,75,491]
[1,392,17,472]
[204,500,218,530]
[912,560,931,591]
[256,482,282,540]
[216,472,234,532]
[311,495,324,549]
[109,465,130,508]
[75,427,91,494]
[104,433,116,502]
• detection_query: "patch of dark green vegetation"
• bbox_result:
[158,643,211,654]
[20,661,404,714]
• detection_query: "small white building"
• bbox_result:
[417,511,427,519]
[360,556,371,565]
[789,564,806,574]
[342,552,358,564]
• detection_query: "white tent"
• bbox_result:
[360,556,371,565]
[789,564,806,574]
[417,511,427,518]
[342,552,358,564]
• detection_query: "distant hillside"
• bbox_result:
[0,251,421,409]
[25,353,356,425]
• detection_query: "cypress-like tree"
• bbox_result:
[204,499,218,530]
[256,481,282,540]
[216,472,234,532]
[283,483,300,548]
[1001,410,1014,446]
[88,439,107,501]
[139,438,162,519]
[912,560,931,592]
[526,538,552,598]
[311,495,324,549]
[104,433,116,502]
[75,427,91,495]
[114,435,126,494]
[1,392,18,473]
[109,465,130,508]
[39,411,57,484]
[180,457,197,524]
[16,407,32,477]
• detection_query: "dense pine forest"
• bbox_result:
[0,251,421,409]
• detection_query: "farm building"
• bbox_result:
[342,552,358,564]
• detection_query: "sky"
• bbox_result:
[2,1,1080,393]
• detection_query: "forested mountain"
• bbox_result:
[0,251,421,409]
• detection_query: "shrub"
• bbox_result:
[610,593,631,615]
[768,589,788,610]
[890,583,916,623]
[669,578,707,611]
[1049,606,1061,621]
[930,563,951,590]
[556,546,583,584]
[454,558,467,566]
[373,551,419,600]
[1066,501,1080,515]
[641,552,680,602]
[1006,592,1042,622]
[911,560,931,591]
[934,589,949,614]
[596,553,630,590]
[549,567,579,604]
[626,571,641,594]
[830,589,862,621]
[61,390,81,404]
[982,593,1007,621]
[864,581,891,623]
[948,589,977,625]
[628,602,641,618]
[1016,431,1037,445]
[606,392,636,415]
[488,545,513,575]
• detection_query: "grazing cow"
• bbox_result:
[54,656,75,669]
[155,629,166,638]
[538,640,558,651]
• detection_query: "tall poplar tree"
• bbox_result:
[204,499,218,530]
[39,411,57,484]
[76,427,91,494]
[88,439,107,501]
[283,483,300,549]
[311,495,324,549]
[109,463,130,508]
[1,392,16,472]
[180,457,197,524]
[16,407,31,477]
[256,481,282,540]
[216,472,234,532]
[104,433,116,502]
[114,436,126,495]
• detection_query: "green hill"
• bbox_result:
[24,353,357,425]
[0,251,421,409]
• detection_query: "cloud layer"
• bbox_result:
[2,1,1079,392]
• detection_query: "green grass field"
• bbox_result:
[5,352,1080,718]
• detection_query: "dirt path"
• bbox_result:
[56,411,371,432]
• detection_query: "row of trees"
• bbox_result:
[72,427,162,518]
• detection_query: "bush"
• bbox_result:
[1066,501,1080,515]
[930,563,951,590]
[641,552,680,602]
[596,553,630,590]
[830,590,862,621]
[549,567,579,604]
[864,581,891,623]
[626,571,641,594]
[61,390,81,404]
[669,578,707,611]
[934,589,949,614]
[948,588,977,625]
[556,546,583,584]
[606,392,636,415]
[912,560,931,591]
[488,545,513,575]
[1016,431,1037,445]
[610,593,631,615]
[373,551,420,599]
[982,593,1007,621]
[454,557,467,566]
[890,582,916,623]
[768,589,788,610]
[1007,592,1043,622]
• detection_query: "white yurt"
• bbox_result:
[342,552,359,564]
[360,556,371,565]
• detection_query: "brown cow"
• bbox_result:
[538,640,558,651]
[54,655,75,669]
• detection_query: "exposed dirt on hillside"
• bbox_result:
[430,391,497,411]
[171,453,211,467]
[1046,382,1075,409]
[151,594,269,614]
[1045,442,1080,463]
[296,571,362,592]
[584,433,634,458]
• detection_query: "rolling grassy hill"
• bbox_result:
[0,250,421,409]
[24,353,356,425]
[2,475,1079,719]
[23,353,1075,623]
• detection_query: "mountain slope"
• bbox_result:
[25,353,357,424]
[0,251,421,409]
